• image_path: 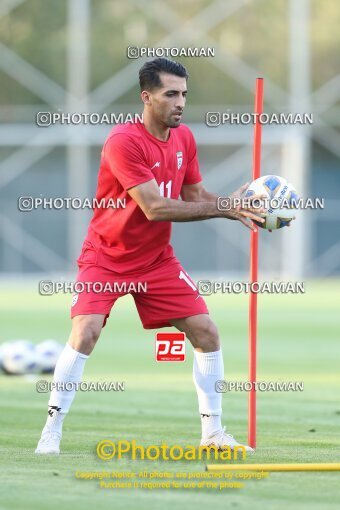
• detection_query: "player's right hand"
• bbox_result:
[224,182,267,231]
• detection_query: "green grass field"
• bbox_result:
[1,281,340,510]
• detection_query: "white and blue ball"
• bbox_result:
[0,342,12,371]
[36,340,63,373]
[2,340,38,375]
[245,175,299,230]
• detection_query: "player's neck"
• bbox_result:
[142,115,170,142]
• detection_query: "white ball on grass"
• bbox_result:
[2,340,38,375]
[36,340,63,373]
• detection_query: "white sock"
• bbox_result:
[42,343,88,435]
[193,349,224,439]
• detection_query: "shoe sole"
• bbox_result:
[200,444,255,454]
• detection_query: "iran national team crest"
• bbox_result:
[176,151,183,170]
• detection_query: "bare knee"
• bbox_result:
[190,318,220,352]
[68,315,105,355]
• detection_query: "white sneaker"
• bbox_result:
[200,426,254,453]
[35,430,61,455]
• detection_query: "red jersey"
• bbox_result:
[82,121,202,274]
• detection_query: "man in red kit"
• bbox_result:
[36,58,265,455]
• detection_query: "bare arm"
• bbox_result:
[127,179,265,230]
[180,181,219,203]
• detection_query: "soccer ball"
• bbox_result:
[0,342,12,371]
[36,340,63,373]
[2,340,38,375]
[245,175,298,230]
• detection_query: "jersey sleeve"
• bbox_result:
[103,134,154,191]
[183,130,202,185]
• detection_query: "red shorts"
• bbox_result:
[70,252,209,329]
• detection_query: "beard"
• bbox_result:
[165,113,182,128]
[167,119,181,128]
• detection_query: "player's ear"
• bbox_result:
[141,90,151,105]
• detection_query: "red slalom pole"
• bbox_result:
[248,78,264,449]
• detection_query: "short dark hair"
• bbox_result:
[139,58,188,91]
